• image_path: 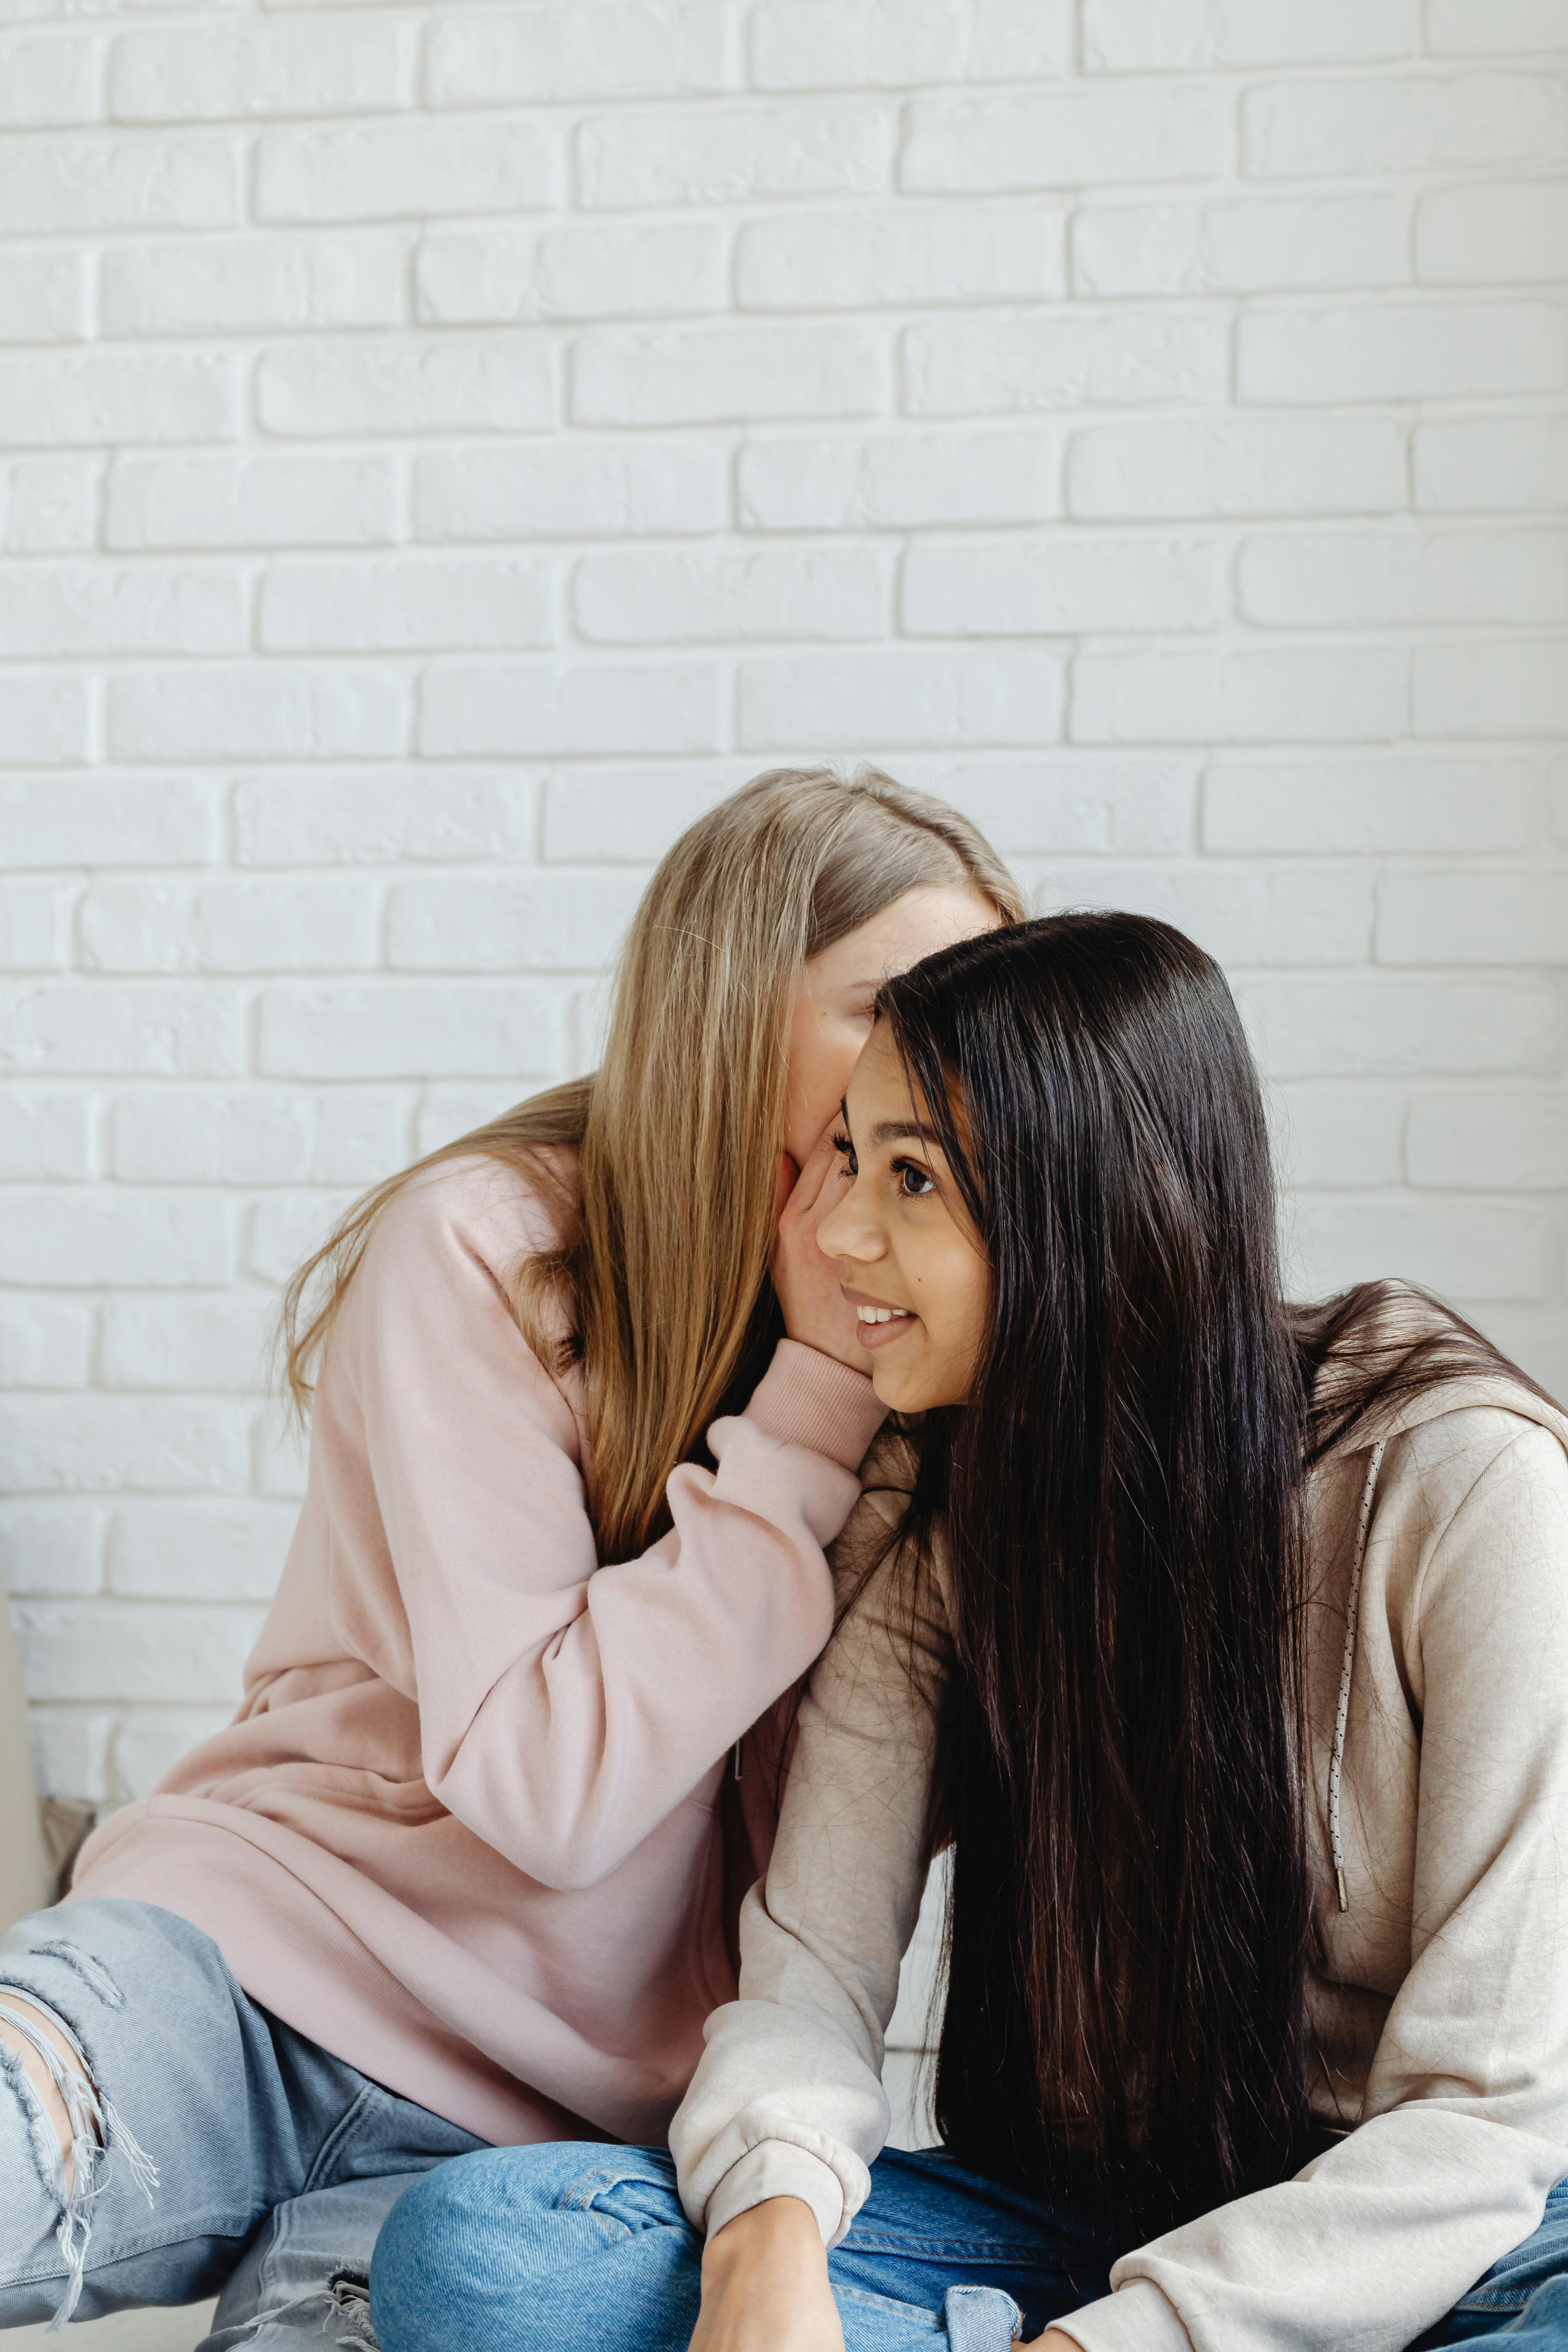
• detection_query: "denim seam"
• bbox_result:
[301,2081,388,2198]
[0,2210,257,2291]
[848,2234,1084,2260]
[834,2283,944,2328]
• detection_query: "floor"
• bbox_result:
[11,2308,218,2351]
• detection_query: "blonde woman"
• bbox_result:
[0,772,1018,2349]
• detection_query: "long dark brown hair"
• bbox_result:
[871,911,1554,2231]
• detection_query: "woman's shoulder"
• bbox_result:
[367,1146,581,1279]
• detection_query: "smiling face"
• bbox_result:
[815,1020,991,1414]
[781,883,999,1169]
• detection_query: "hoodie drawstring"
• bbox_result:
[1327,1438,1386,1916]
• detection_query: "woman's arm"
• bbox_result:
[671,1519,948,2244]
[1057,1414,1568,2352]
[281,1158,886,1892]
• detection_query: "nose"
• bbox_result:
[817,1183,884,1266]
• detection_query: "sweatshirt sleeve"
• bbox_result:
[310,1161,887,1893]
[1062,1420,1568,2352]
[670,1514,947,2246]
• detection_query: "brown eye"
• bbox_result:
[894,1160,934,1199]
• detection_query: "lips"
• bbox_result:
[854,1303,912,1326]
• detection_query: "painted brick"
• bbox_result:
[100,1296,269,1394]
[386,872,648,971]
[1408,1092,1568,1189]
[28,1711,113,1807]
[1416,182,1568,285]
[902,87,1231,191]
[1272,1085,1407,1189]
[738,649,1065,750]
[1414,638,1568,737]
[754,0,1070,86]
[0,676,91,765]
[0,250,87,341]
[415,440,726,542]
[414,1084,536,1155]
[1553,757,1568,850]
[902,533,1219,635]
[899,757,1197,855]
[420,659,722,757]
[0,564,244,659]
[1237,528,1568,628]
[1414,417,1568,512]
[0,883,72,971]
[1068,417,1405,519]
[260,557,556,654]
[905,313,1226,415]
[246,1191,362,1288]
[1073,195,1408,298]
[0,1189,229,1284]
[1084,0,1418,70]
[737,206,1065,310]
[576,102,894,209]
[232,774,538,867]
[0,458,97,554]
[110,1087,408,1185]
[0,778,219,868]
[101,234,404,336]
[257,118,560,224]
[1425,0,1568,54]
[258,983,567,1081]
[0,1298,93,1389]
[1020,858,1374,966]
[0,350,240,448]
[1237,302,1567,405]
[1378,873,1568,965]
[1072,648,1408,743]
[0,32,102,126]
[105,1502,295,1602]
[107,665,408,763]
[738,429,1062,530]
[0,1093,92,1182]
[1243,74,1568,178]
[15,1599,264,1695]
[1236,974,1558,1076]
[1287,1197,1555,1302]
[573,323,884,426]
[0,131,240,236]
[416,223,724,327]
[257,332,555,439]
[427,5,726,105]
[108,20,410,121]
[108,454,397,551]
[1204,763,1533,853]
[574,546,887,643]
[81,880,379,973]
[541,769,741,861]
[0,1505,102,1601]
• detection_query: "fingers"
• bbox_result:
[771,1153,799,1229]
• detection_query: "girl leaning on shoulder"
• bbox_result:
[373,911,1568,2352]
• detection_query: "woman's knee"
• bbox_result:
[371,2143,699,2352]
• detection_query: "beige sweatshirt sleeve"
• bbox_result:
[670,1519,948,2246]
[671,1410,1568,2352]
[1066,1418,1568,2352]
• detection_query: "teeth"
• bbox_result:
[855,1304,909,1324]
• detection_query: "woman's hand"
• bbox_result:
[773,1127,870,1374]
[690,2200,845,2352]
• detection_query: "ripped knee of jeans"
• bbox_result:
[0,1990,158,2331]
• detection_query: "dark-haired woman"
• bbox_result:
[370,911,1568,2352]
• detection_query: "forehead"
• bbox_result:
[845,1021,919,1117]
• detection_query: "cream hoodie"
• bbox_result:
[72,1155,886,2149]
[672,1331,1568,2352]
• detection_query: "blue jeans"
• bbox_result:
[0,1898,485,2344]
[369,2140,1568,2352]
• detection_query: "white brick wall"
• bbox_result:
[0,0,1563,1821]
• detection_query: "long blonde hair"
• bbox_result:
[280,766,1022,1560]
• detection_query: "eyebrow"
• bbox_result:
[868,1119,941,1149]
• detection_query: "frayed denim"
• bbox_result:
[0,1899,484,2348]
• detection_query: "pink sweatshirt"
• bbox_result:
[70,1154,886,2149]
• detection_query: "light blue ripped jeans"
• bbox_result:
[370,2140,1568,2352]
[0,1899,485,2344]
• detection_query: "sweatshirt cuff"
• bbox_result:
[703,2141,846,2249]
[744,1339,887,1474]
[1053,2281,1192,2352]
